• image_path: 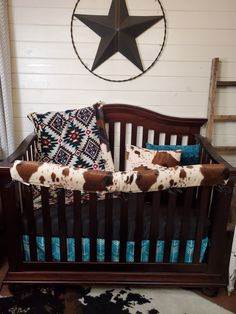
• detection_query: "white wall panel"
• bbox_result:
[12,74,209,92]
[12,59,212,77]
[12,89,207,109]
[9,8,236,30]
[8,0,236,166]
[10,25,236,46]
[12,58,236,79]
[8,0,236,12]
[11,42,236,61]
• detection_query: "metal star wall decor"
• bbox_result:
[71,0,167,82]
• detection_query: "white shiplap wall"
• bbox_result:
[8,0,236,165]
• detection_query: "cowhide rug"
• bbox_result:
[0,285,233,314]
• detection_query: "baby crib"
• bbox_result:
[0,104,235,293]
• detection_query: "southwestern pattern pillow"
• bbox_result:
[28,105,106,170]
[125,144,181,171]
[28,104,114,205]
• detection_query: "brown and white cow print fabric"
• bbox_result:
[11,160,229,194]
[125,144,181,171]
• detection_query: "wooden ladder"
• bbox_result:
[206,57,236,153]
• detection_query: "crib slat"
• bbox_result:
[32,141,37,160]
[41,187,52,261]
[105,193,113,262]
[134,193,144,262]
[109,122,115,159]
[131,125,137,146]
[193,187,210,264]
[142,129,148,148]
[24,185,37,261]
[154,132,160,145]
[73,191,82,261]
[164,191,177,263]
[165,133,171,145]
[188,135,195,145]
[119,122,126,171]
[26,147,32,161]
[176,135,182,145]
[89,193,97,262]
[120,193,128,262]
[149,192,161,262]
[178,188,194,263]
[57,189,67,262]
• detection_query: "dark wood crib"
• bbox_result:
[0,104,236,293]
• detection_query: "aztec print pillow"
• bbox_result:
[28,104,113,170]
[28,104,114,205]
[125,144,181,171]
[146,143,200,166]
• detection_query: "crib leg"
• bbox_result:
[201,287,219,297]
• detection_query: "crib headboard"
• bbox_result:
[103,104,207,171]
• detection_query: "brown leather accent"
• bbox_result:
[152,152,179,167]
[200,164,229,186]
[133,165,151,171]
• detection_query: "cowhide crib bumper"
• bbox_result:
[11,160,226,265]
[0,104,235,289]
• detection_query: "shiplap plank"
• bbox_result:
[11,42,236,61]
[9,8,236,30]
[216,105,236,116]
[213,135,236,147]
[12,74,209,92]
[214,123,236,136]
[11,58,213,77]
[11,58,236,79]
[10,24,236,46]
[13,102,207,119]
[12,89,208,107]
[8,0,236,12]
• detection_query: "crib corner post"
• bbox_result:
[0,180,23,272]
[207,181,234,276]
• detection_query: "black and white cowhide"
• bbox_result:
[78,287,158,314]
[0,285,232,314]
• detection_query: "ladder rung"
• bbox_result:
[214,115,236,122]
[217,81,236,87]
[215,146,236,153]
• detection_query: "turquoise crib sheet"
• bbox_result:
[23,235,208,264]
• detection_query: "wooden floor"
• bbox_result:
[0,258,236,313]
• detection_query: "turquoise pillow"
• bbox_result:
[146,143,200,166]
